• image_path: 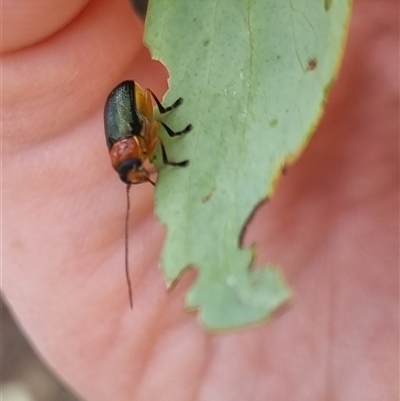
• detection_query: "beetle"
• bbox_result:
[104,80,192,308]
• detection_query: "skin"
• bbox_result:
[2,0,398,400]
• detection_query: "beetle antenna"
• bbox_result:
[125,184,133,309]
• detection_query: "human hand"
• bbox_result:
[3,0,398,400]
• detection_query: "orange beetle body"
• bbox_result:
[104,80,191,186]
[109,89,157,165]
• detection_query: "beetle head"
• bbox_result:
[117,158,151,185]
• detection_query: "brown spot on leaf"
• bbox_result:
[307,58,318,71]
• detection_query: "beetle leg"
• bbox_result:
[159,139,188,167]
[160,122,192,138]
[148,90,183,114]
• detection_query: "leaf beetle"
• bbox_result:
[104,80,192,308]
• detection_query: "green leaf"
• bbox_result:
[144,0,352,330]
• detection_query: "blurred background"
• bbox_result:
[1,298,79,401]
